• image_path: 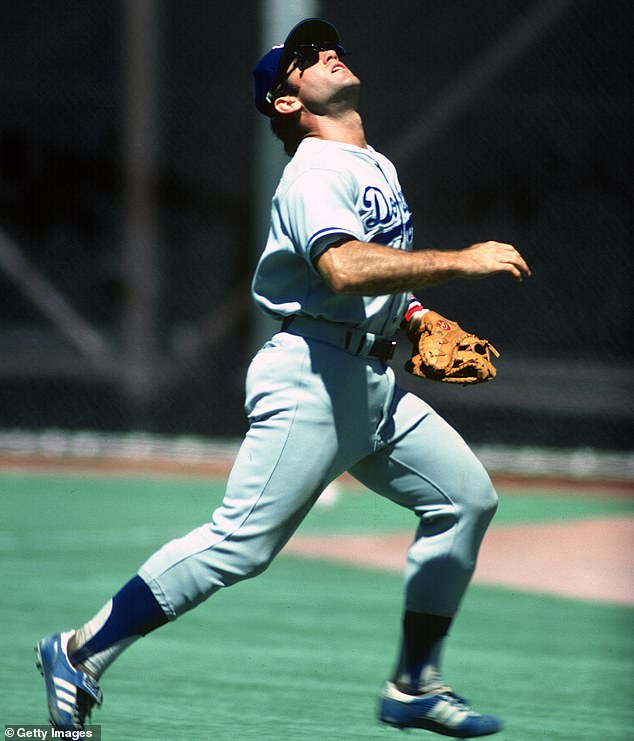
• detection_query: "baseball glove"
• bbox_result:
[405,310,499,384]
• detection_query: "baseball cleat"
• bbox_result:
[378,681,502,738]
[35,631,103,729]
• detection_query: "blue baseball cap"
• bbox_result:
[253,18,342,117]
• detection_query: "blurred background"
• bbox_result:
[0,0,631,456]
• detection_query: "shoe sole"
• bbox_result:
[34,642,55,726]
[381,717,499,738]
[380,708,501,738]
[381,716,466,737]
[34,643,44,677]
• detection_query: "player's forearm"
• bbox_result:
[317,240,466,295]
[316,238,530,294]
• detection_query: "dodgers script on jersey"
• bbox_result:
[252,138,414,337]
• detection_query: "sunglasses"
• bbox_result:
[289,43,351,72]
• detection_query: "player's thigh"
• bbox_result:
[350,394,496,516]
[219,333,370,532]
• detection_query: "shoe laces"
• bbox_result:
[437,689,477,714]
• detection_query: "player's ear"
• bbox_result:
[273,95,302,115]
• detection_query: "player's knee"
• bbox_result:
[240,549,278,580]
[460,464,498,524]
[477,474,498,517]
[248,557,274,578]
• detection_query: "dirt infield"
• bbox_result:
[286,517,634,606]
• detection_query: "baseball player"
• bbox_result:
[35,18,530,737]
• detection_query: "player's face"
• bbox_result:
[285,46,360,113]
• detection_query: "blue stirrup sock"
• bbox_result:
[69,575,168,678]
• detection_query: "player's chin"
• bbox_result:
[333,77,361,103]
[338,70,361,87]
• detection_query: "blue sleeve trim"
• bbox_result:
[308,228,359,260]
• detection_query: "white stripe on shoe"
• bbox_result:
[427,697,471,725]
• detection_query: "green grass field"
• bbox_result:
[2,470,633,740]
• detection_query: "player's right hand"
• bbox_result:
[459,241,531,282]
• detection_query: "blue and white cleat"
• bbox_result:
[378,681,502,738]
[35,631,103,729]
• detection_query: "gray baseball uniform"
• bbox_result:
[138,137,497,619]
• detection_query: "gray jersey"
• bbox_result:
[252,138,414,337]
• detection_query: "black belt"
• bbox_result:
[281,316,397,363]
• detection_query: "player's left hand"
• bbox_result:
[405,310,499,385]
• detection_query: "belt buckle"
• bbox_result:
[372,338,396,362]
[384,339,397,361]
